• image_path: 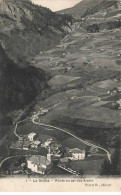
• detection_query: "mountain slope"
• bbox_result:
[57,0,105,18]
[83,0,121,32]
[0,0,73,64]
[82,0,120,18]
[0,0,74,115]
[58,0,121,32]
[0,44,47,113]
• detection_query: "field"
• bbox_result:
[38,76,121,123]
[33,76,121,149]
[17,118,106,150]
[48,75,80,87]
[2,28,121,173]
[70,158,105,175]
[17,120,70,142]
[32,26,121,131]
[17,119,93,150]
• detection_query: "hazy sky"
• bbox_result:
[31,0,82,11]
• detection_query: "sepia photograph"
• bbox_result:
[0,0,121,192]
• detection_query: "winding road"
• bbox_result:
[14,118,30,139]
[32,117,111,163]
[0,113,111,173]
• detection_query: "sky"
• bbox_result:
[31,0,82,12]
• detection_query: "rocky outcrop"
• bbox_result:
[0,0,32,22]
[0,0,73,63]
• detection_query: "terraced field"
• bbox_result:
[30,25,121,156]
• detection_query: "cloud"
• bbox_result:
[31,0,82,11]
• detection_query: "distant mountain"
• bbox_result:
[58,0,121,31]
[0,0,73,63]
[57,0,105,18]
[82,0,121,18]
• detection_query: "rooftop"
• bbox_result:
[117,86,121,90]
[32,140,41,145]
[23,141,30,147]
[28,132,36,137]
[69,148,85,154]
[27,155,51,166]
[109,87,118,92]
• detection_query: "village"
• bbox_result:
[7,82,121,176]
[10,129,99,176]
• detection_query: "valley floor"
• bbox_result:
[0,25,121,177]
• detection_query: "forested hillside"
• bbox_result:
[0,0,73,64]
[0,44,47,113]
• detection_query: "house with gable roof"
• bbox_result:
[27,153,53,174]
[28,132,37,141]
[68,148,85,160]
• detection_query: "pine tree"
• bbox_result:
[110,149,120,175]
[100,149,121,176]
[100,159,111,176]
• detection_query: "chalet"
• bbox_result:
[98,97,101,102]
[28,132,37,142]
[117,99,121,105]
[113,78,118,82]
[64,67,72,72]
[68,148,85,160]
[71,96,78,100]
[116,99,121,109]
[44,140,52,148]
[27,154,53,174]
[107,88,119,95]
[31,140,41,149]
[19,135,27,141]
[41,109,49,115]
[52,143,61,149]
[19,137,24,141]
[39,108,49,115]
[112,101,120,109]
[43,143,62,158]
[117,87,121,92]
